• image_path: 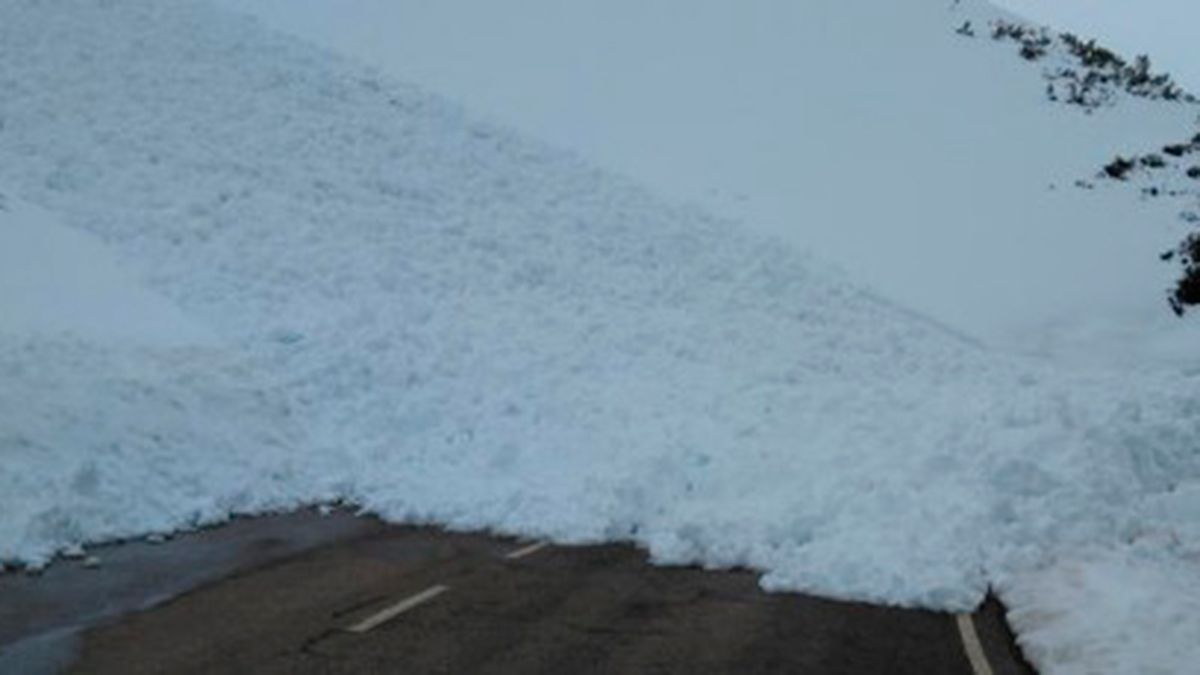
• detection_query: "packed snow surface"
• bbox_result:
[0,2,1198,673]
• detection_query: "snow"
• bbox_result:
[0,197,309,567]
[1002,547,1200,675]
[992,0,1200,95]
[0,329,313,567]
[0,196,215,345]
[217,0,1200,371]
[0,1,1198,673]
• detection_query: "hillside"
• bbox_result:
[1,1,1198,673]
[228,0,1200,369]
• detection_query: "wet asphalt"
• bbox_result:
[0,510,1035,674]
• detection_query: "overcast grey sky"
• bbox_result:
[993,0,1200,93]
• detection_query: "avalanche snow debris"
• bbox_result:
[0,335,312,569]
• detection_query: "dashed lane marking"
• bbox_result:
[505,541,550,560]
[956,613,995,675]
[345,585,449,634]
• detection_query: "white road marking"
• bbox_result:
[956,613,995,675]
[345,585,449,634]
[505,541,549,560]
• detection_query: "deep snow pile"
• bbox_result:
[0,1,1198,673]
[0,334,310,567]
[0,196,311,566]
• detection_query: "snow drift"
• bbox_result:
[1,1,1198,673]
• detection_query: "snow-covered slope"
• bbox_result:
[0,2,1198,673]
[992,0,1200,94]
[222,0,1200,370]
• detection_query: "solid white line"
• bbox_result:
[956,613,995,675]
[345,585,449,634]
[505,541,550,560]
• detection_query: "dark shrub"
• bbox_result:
[1169,234,1200,316]
[1103,156,1135,179]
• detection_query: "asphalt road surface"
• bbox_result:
[0,510,1035,674]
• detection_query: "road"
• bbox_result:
[0,510,1034,674]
